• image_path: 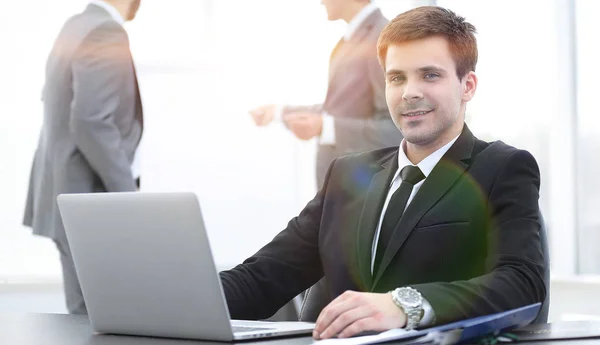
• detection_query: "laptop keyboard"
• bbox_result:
[232,326,274,333]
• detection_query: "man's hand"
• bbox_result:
[284,112,323,140]
[313,291,407,339]
[249,104,277,126]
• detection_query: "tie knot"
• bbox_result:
[400,165,425,185]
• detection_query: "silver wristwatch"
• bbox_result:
[390,287,424,330]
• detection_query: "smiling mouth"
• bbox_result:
[402,110,433,117]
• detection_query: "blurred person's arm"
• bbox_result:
[248,103,323,127]
[249,104,335,146]
[281,104,333,143]
[281,53,401,148]
[283,107,336,145]
[329,110,399,150]
[69,22,136,192]
[327,56,400,150]
[281,107,399,149]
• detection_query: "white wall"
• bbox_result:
[126,0,335,269]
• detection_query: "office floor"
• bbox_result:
[0,291,65,313]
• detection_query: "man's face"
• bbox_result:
[125,0,141,21]
[384,36,477,147]
[321,0,352,21]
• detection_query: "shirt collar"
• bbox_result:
[393,134,461,184]
[89,0,125,25]
[344,3,378,41]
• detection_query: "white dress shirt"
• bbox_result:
[89,0,125,24]
[343,2,379,41]
[370,134,460,326]
[88,0,140,180]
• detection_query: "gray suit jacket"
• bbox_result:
[23,4,143,241]
[284,9,401,187]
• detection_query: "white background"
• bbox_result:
[0,0,599,319]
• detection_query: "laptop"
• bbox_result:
[57,192,315,341]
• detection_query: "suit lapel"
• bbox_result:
[347,9,382,45]
[328,40,349,82]
[355,151,398,290]
[372,125,477,287]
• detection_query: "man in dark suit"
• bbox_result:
[23,0,143,314]
[250,0,401,188]
[221,6,546,339]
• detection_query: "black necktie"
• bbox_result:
[373,165,425,274]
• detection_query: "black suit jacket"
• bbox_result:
[220,125,546,325]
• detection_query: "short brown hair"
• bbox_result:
[377,6,478,79]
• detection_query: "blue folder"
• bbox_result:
[313,303,541,345]
[410,303,542,344]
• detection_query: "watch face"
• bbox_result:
[398,289,422,308]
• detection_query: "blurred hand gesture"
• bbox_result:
[284,112,323,141]
[249,104,277,127]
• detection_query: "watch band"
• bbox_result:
[390,287,424,330]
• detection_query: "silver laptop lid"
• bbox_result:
[57,192,237,341]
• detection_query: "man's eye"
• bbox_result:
[424,73,439,80]
[390,76,404,83]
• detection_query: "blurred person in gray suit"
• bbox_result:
[23,0,143,314]
[250,0,401,188]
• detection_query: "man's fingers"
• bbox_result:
[313,292,406,340]
[337,316,386,339]
[314,291,355,327]
[314,291,364,336]
[288,121,311,140]
[318,305,375,339]
[285,116,303,125]
[249,109,264,124]
[249,105,276,126]
[250,114,262,125]
[285,113,311,122]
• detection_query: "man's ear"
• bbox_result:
[462,71,477,102]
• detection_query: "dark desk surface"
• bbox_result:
[1,314,600,345]
[0,314,314,345]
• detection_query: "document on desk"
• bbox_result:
[312,328,419,345]
[312,329,459,345]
